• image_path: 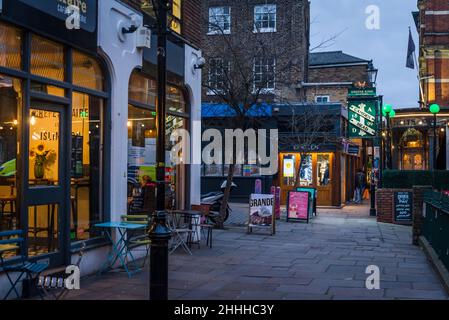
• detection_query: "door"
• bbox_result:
[316,153,332,206]
[26,101,68,266]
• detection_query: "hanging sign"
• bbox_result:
[247,194,275,235]
[348,99,377,139]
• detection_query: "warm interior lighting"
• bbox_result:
[127,121,132,128]
[30,115,36,126]
[13,120,18,125]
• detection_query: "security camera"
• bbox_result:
[194,57,206,69]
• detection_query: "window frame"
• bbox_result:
[207,57,230,95]
[208,6,232,35]
[315,95,330,103]
[253,4,277,33]
[253,57,276,93]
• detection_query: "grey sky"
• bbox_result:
[310,0,419,109]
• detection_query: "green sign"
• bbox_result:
[348,100,377,138]
[348,87,376,97]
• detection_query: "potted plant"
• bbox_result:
[29,144,56,179]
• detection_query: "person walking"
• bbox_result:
[354,169,366,204]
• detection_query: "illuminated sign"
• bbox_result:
[283,158,294,178]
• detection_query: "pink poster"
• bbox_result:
[287,191,309,220]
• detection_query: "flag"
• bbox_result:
[406,28,416,69]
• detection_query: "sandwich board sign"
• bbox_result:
[247,194,275,235]
[287,191,311,223]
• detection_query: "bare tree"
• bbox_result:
[201,1,309,228]
[280,104,340,188]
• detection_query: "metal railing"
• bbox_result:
[423,191,449,269]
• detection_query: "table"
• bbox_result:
[94,221,146,278]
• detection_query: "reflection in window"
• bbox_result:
[317,154,330,186]
[204,164,223,177]
[31,35,65,81]
[70,92,103,241]
[0,22,22,70]
[299,154,312,186]
[129,72,157,106]
[30,82,65,97]
[72,50,104,91]
[0,75,21,260]
[29,108,59,185]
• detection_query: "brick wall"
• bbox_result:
[201,0,310,103]
[412,185,433,245]
[376,188,413,224]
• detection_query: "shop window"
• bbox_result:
[72,50,104,92]
[30,82,65,98]
[70,92,104,241]
[224,164,242,177]
[204,164,223,177]
[299,154,312,186]
[28,204,59,257]
[129,72,157,106]
[317,154,331,186]
[29,108,60,186]
[282,154,296,187]
[0,74,21,260]
[167,85,186,113]
[0,22,22,70]
[31,35,65,82]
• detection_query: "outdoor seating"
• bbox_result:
[167,211,194,255]
[0,230,49,300]
[120,214,152,268]
[191,204,213,249]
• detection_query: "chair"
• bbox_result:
[167,212,193,255]
[120,215,151,267]
[0,230,49,300]
[191,204,213,249]
[37,242,86,300]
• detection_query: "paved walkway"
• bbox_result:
[68,204,448,300]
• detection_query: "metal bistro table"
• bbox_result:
[94,221,146,278]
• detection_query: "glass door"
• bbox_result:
[26,101,68,266]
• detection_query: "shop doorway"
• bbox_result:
[26,101,69,266]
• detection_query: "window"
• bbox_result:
[0,23,22,70]
[70,92,104,241]
[315,96,330,103]
[254,57,275,92]
[171,0,182,34]
[73,50,104,91]
[254,4,276,33]
[208,58,229,94]
[208,7,231,34]
[31,35,65,82]
[0,74,21,260]
[317,154,331,186]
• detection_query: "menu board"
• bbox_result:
[296,187,317,218]
[247,194,275,235]
[71,135,83,178]
[394,191,413,223]
[287,191,310,223]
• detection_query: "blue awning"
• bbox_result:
[202,103,272,118]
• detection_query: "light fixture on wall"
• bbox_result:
[30,113,36,126]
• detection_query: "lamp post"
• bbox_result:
[429,103,440,170]
[148,0,172,301]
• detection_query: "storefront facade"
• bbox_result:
[0,0,202,296]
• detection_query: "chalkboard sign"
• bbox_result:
[394,191,413,222]
[287,191,311,223]
[71,135,83,178]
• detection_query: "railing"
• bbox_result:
[422,191,449,270]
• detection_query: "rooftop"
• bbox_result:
[310,51,371,67]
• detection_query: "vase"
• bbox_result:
[34,162,44,179]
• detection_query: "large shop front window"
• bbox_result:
[127,71,188,213]
[0,74,21,260]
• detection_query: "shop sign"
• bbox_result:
[348,87,376,97]
[286,191,310,223]
[17,0,96,32]
[283,158,294,177]
[348,145,360,156]
[247,194,275,235]
[348,99,377,139]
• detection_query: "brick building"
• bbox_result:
[201,0,310,104]
[305,51,376,107]
[414,0,449,108]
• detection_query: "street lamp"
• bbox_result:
[148,0,172,301]
[429,103,440,170]
[382,104,395,169]
[367,62,378,86]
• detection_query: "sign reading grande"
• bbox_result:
[348,100,377,139]
[17,0,96,32]
[247,194,275,235]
